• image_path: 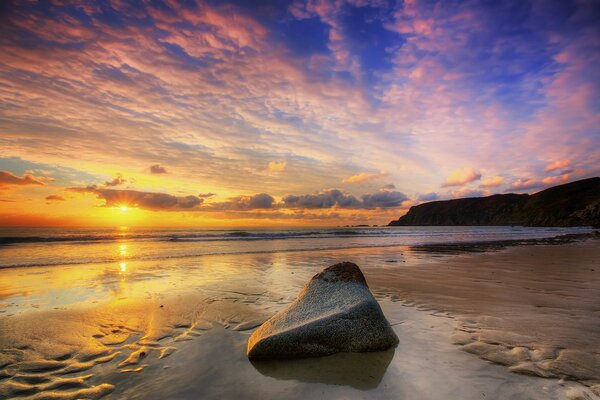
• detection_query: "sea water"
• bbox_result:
[0,225,590,269]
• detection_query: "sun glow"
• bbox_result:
[119,205,129,212]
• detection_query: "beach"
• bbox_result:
[0,227,598,399]
[3,0,599,398]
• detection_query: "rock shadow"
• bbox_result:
[250,348,395,390]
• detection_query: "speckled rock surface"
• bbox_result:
[247,262,399,359]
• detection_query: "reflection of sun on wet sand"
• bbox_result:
[0,237,599,399]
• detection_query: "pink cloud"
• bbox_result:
[451,187,486,198]
[510,178,541,191]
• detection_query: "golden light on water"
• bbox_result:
[120,262,127,272]
[119,244,128,256]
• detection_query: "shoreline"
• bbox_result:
[409,231,599,253]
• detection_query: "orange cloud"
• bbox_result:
[267,161,286,173]
[342,172,388,184]
[69,187,203,211]
[480,176,505,188]
[105,175,126,186]
[545,160,570,172]
[442,167,481,187]
[0,171,46,188]
[45,194,65,201]
[149,165,168,174]
[542,174,571,185]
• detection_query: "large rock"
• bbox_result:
[247,262,399,359]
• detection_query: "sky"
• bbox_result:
[0,0,599,227]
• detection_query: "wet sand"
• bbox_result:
[371,239,600,388]
[0,238,599,399]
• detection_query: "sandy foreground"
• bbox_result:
[0,239,599,399]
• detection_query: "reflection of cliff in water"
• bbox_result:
[251,348,395,390]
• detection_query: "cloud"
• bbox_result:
[25,169,52,176]
[542,174,571,186]
[361,189,408,208]
[45,194,65,201]
[0,0,598,226]
[205,193,275,210]
[149,164,168,174]
[442,167,482,187]
[343,172,388,184]
[68,185,98,193]
[418,192,439,201]
[545,160,571,172]
[0,171,46,188]
[479,176,505,188]
[509,178,542,192]
[283,188,407,209]
[401,199,419,208]
[105,175,126,187]
[198,192,216,198]
[451,188,486,198]
[381,183,396,190]
[283,189,362,209]
[66,180,410,214]
[267,161,286,173]
[68,186,203,211]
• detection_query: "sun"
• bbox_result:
[119,205,129,212]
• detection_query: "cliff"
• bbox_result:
[388,177,600,227]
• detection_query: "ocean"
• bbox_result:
[0,225,591,269]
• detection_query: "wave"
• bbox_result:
[0,226,584,246]
[0,228,386,245]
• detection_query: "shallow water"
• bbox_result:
[0,234,599,399]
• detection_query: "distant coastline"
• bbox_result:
[389,177,600,228]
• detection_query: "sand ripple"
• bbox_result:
[0,289,268,400]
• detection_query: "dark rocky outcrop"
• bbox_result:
[247,262,399,360]
[389,177,600,227]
